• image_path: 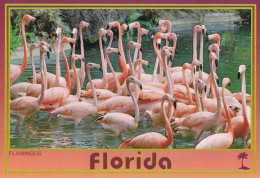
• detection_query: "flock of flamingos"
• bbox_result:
[10,14,251,149]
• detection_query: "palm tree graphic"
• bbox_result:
[237,152,250,170]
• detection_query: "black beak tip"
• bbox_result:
[140,85,143,90]
[173,100,177,109]
[169,55,173,62]
[140,47,143,53]
[127,25,129,31]
[204,86,207,93]
[215,59,218,68]
[156,21,159,27]
[70,32,73,38]
[237,72,241,80]
[158,43,161,50]
[199,64,203,70]
[202,29,205,35]
[47,51,50,59]
[205,36,209,43]
[99,68,102,73]
[147,64,150,68]
[49,46,52,53]
[118,51,121,56]
[228,82,231,87]
[106,24,109,30]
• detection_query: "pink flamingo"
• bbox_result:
[196,78,234,149]
[10,42,48,129]
[10,14,36,85]
[171,52,221,144]
[205,33,221,46]
[69,21,90,91]
[50,62,99,124]
[119,93,176,148]
[96,76,142,136]
[224,65,250,142]
[40,37,76,111]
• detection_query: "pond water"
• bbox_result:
[10,22,251,149]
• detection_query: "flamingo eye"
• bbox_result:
[49,103,53,106]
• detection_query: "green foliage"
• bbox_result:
[235,9,251,22]
[126,12,142,23]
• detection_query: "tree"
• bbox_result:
[237,152,250,170]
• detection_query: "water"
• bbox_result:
[10,23,251,149]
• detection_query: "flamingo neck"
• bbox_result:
[30,49,37,84]
[210,60,221,119]
[61,43,71,93]
[21,20,28,73]
[72,60,81,99]
[222,84,234,137]
[193,29,198,61]
[194,79,202,112]
[162,54,174,118]
[199,32,204,79]
[80,27,85,59]
[99,36,108,89]
[127,80,140,123]
[105,53,121,95]
[87,67,98,107]
[38,51,46,105]
[241,72,249,127]
[133,28,142,62]
[161,99,173,148]
[55,36,61,86]
[117,28,128,76]
[183,65,193,105]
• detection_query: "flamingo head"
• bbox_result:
[106,30,113,38]
[107,21,120,29]
[30,43,39,53]
[55,27,62,38]
[98,28,107,36]
[128,21,141,30]
[126,41,142,52]
[201,25,208,36]
[192,59,202,70]
[161,46,172,59]
[196,79,207,94]
[209,52,218,68]
[87,62,102,72]
[80,21,90,29]
[105,47,121,56]
[40,43,51,59]
[61,37,76,45]
[121,23,129,32]
[71,28,78,38]
[158,26,167,33]
[23,14,36,22]
[126,76,142,90]
[193,25,201,33]
[72,54,83,63]
[238,65,246,79]
[162,93,177,109]
[222,78,231,88]
[154,32,170,41]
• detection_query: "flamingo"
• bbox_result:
[49,27,67,88]
[196,78,234,149]
[10,42,48,129]
[205,33,221,46]
[69,21,90,91]
[50,62,100,124]
[11,42,51,99]
[10,14,36,85]
[40,37,76,111]
[224,65,250,142]
[119,93,176,148]
[171,52,221,144]
[85,28,112,90]
[96,76,142,136]
[81,62,116,104]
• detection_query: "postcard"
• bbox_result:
[0,0,259,177]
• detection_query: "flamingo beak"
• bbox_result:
[173,100,177,109]
[148,32,151,38]
[216,78,219,85]
[118,51,121,56]
[175,48,178,55]
[156,20,159,27]
[165,29,168,33]
[54,33,58,39]
[106,24,109,29]
[202,29,205,35]
[205,36,209,43]
[139,47,143,54]
[147,64,150,68]
[127,25,129,31]
[49,46,52,53]
[228,82,231,87]
[70,32,73,38]
[139,84,143,90]
[215,59,218,68]
[99,67,102,73]
[199,64,203,70]
[169,55,173,62]
[157,43,161,50]
[82,57,85,62]
[47,51,50,59]
[204,86,207,93]
[237,72,241,80]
